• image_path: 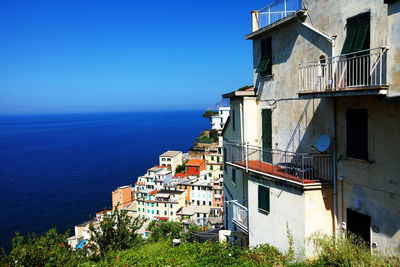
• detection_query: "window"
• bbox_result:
[152,210,154,214]
[346,109,368,160]
[342,12,370,54]
[203,201,206,205]
[164,203,167,207]
[164,211,167,215]
[185,200,188,205]
[258,185,270,213]
[167,158,171,161]
[157,210,159,214]
[211,156,214,161]
[209,201,212,206]
[162,158,166,161]
[171,211,173,215]
[170,204,173,208]
[232,169,236,185]
[197,201,200,205]
[196,167,199,172]
[210,165,213,170]
[217,157,220,163]
[256,37,272,75]
[156,203,159,207]
[217,204,220,207]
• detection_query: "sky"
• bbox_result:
[0,0,268,114]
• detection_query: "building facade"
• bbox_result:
[223,0,400,255]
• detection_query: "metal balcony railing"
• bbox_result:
[299,47,388,93]
[257,0,301,29]
[231,200,248,233]
[224,142,332,185]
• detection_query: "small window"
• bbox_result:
[346,109,368,160]
[258,185,270,213]
[256,37,272,75]
[210,165,213,170]
[164,211,167,215]
[232,169,236,185]
[223,148,227,171]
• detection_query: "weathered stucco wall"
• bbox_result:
[247,175,305,256]
[387,1,400,96]
[336,95,400,253]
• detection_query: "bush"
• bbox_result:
[309,233,400,266]
[148,221,182,242]
[89,207,144,257]
[0,228,82,266]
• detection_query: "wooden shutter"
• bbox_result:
[262,109,272,163]
[258,185,270,212]
[352,24,369,51]
[342,27,357,54]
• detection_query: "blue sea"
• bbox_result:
[0,111,209,251]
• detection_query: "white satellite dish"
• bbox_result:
[316,134,330,152]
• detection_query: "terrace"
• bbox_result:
[251,0,302,32]
[224,142,332,186]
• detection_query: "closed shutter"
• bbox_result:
[262,109,272,163]
[258,185,270,213]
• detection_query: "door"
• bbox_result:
[262,109,272,163]
[347,208,371,246]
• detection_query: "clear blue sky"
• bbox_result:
[0,0,268,114]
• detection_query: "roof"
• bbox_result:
[245,10,307,40]
[208,217,223,225]
[186,159,205,166]
[157,169,171,175]
[157,189,184,195]
[222,87,257,99]
[160,151,182,157]
[174,173,186,178]
[177,205,211,216]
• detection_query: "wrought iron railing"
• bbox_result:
[299,47,388,93]
[224,141,332,184]
[257,0,301,28]
[231,200,248,233]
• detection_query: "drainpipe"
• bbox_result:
[300,21,338,236]
[333,99,337,237]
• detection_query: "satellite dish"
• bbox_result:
[316,134,330,152]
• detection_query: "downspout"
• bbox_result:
[240,100,247,206]
[300,21,338,236]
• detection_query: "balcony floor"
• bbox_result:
[231,160,321,185]
[298,86,388,99]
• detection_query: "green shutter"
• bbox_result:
[256,58,270,73]
[342,27,357,54]
[262,109,272,163]
[352,24,369,52]
[258,185,270,212]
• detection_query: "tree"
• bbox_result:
[89,207,144,257]
[202,110,218,119]
[209,129,219,142]
[175,164,186,174]
[148,220,182,242]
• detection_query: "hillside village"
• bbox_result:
[67,106,230,248]
[7,0,400,264]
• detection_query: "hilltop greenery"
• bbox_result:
[202,110,218,119]
[2,214,399,266]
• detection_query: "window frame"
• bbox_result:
[258,185,270,214]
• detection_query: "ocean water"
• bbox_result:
[0,111,209,250]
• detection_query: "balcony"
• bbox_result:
[251,0,302,32]
[225,142,332,186]
[231,200,248,234]
[298,47,388,98]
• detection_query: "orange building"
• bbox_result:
[112,185,133,210]
[186,159,205,177]
[212,179,224,211]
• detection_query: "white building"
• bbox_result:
[159,151,183,175]
[210,107,230,130]
[190,180,213,206]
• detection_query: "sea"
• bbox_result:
[0,111,209,251]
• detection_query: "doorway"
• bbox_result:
[347,208,371,246]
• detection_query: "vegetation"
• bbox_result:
[88,207,144,258]
[147,221,182,242]
[202,110,218,119]
[2,222,399,266]
[209,129,218,141]
[237,85,254,91]
[175,163,186,174]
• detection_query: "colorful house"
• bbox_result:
[186,159,205,177]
